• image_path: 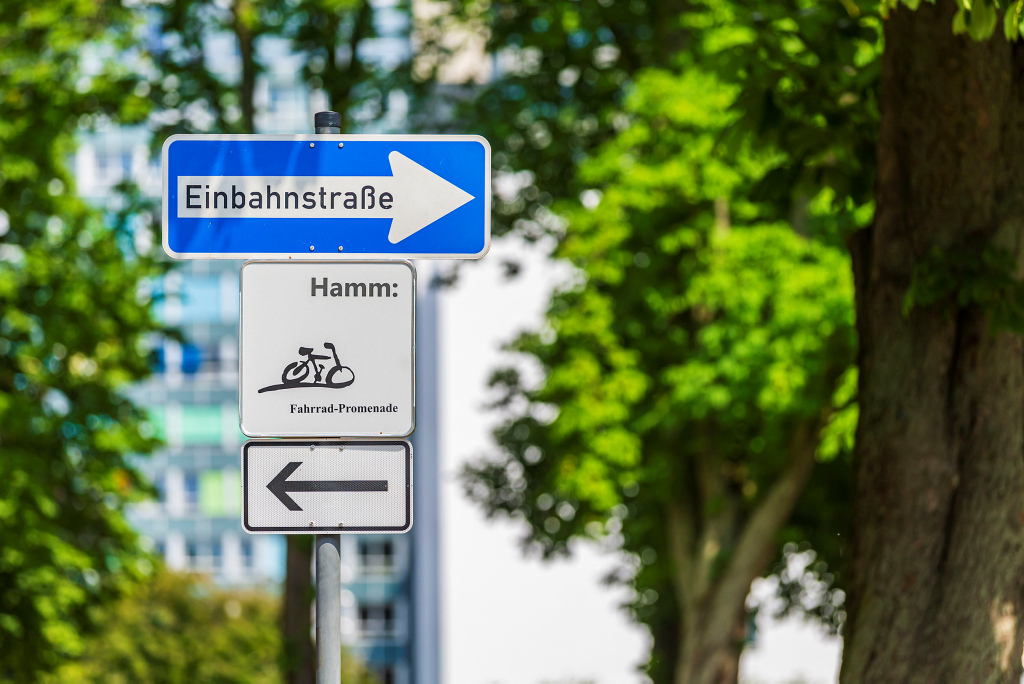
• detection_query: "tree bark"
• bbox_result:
[282,536,315,684]
[669,420,822,684]
[841,4,1024,682]
[232,0,257,133]
[272,10,376,677]
[323,0,373,125]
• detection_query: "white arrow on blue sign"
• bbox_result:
[161,134,490,259]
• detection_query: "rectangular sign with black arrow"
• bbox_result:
[242,440,412,534]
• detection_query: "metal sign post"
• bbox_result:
[314,111,342,684]
[169,110,485,683]
[316,534,341,684]
[153,105,492,684]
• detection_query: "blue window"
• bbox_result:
[358,604,395,636]
[181,344,202,373]
[184,471,199,509]
[180,277,221,323]
[151,347,165,373]
[241,539,253,568]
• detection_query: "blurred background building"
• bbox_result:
[71,5,439,682]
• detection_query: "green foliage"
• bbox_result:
[48,572,280,684]
[444,0,880,247]
[816,368,858,462]
[723,0,881,234]
[0,1,167,680]
[456,0,1024,675]
[448,0,889,676]
[146,0,405,142]
[46,570,376,684]
[442,0,673,240]
[881,0,1024,42]
[290,0,415,129]
[1005,0,1024,38]
[903,243,1024,333]
[464,61,858,678]
[146,0,287,136]
[869,0,1024,324]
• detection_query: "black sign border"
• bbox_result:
[242,439,412,534]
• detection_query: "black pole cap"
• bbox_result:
[314,111,342,129]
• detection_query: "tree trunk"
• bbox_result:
[271,10,374,676]
[323,0,373,123]
[841,4,1024,682]
[232,0,257,133]
[672,597,744,684]
[669,421,821,684]
[230,8,313,681]
[282,536,315,684]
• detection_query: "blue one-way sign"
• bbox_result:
[162,135,490,259]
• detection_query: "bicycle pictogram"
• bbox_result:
[258,342,355,393]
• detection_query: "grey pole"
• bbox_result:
[316,534,342,683]
[314,111,343,684]
[315,110,342,135]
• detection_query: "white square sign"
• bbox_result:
[240,260,414,437]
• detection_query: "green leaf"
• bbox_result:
[1004,0,1024,39]
[954,5,970,33]
[968,0,999,38]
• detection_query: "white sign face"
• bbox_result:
[240,260,414,437]
[242,440,412,534]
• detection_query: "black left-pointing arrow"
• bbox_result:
[267,462,388,511]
